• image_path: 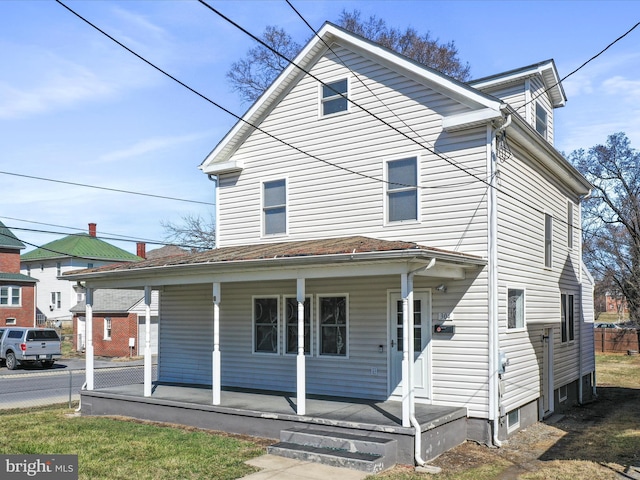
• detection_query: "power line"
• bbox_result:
[0,170,214,206]
[516,21,640,114]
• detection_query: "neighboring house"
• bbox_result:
[0,221,38,327]
[65,23,595,466]
[70,289,159,357]
[20,223,142,326]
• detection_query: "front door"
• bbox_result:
[389,291,431,398]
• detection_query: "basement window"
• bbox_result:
[507,409,520,432]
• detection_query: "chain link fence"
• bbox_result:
[0,363,158,410]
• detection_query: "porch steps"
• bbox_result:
[267,427,397,473]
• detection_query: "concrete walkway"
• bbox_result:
[242,454,369,480]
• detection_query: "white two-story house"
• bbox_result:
[66,23,594,468]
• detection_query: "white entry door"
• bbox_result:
[389,291,431,398]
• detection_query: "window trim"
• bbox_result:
[252,296,281,355]
[385,156,420,224]
[535,102,547,139]
[261,178,288,237]
[319,77,349,117]
[559,384,568,403]
[317,294,349,358]
[0,285,22,307]
[284,295,312,356]
[507,287,526,331]
[104,317,112,341]
[5,318,17,326]
[544,213,553,269]
[567,202,574,250]
[561,292,575,344]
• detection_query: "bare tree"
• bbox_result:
[228,9,471,104]
[570,132,640,322]
[161,213,216,252]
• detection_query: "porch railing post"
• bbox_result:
[144,286,152,397]
[401,274,410,427]
[296,278,306,416]
[85,288,94,391]
[212,283,221,406]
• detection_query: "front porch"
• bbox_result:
[80,384,467,466]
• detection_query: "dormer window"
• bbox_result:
[535,103,547,139]
[321,78,348,116]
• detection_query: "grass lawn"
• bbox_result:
[0,405,269,480]
[1,353,638,479]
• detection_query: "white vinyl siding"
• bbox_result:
[215,45,488,256]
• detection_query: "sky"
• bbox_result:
[1,0,639,255]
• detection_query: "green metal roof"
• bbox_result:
[0,221,25,250]
[0,273,37,283]
[20,234,142,262]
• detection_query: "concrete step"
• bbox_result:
[280,427,397,458]
[267,441,387,473]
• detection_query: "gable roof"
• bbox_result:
[21,234,142,263]
[200,22,503,174]
[0,221,25,250]
[468,59,566,108]
[0,272,37,284]
[70,288,144,313]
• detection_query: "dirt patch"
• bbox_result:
[427,384,640,479]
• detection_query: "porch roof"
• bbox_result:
[62,236,486,288]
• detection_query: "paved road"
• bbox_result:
[0,358,155,409]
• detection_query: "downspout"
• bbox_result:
[488,116,510,448]
[577,191,592,403]
[407,259,441,473]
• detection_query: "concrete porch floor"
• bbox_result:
[80,383,468,464]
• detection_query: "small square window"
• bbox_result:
[507,289,525,329]
[507,409,520,432]
[321,78,348,116]
[559,385,568,403]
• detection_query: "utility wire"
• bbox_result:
[0,170,214,206]
[515,21,640,114]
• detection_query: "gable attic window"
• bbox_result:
[387,157,418,222]
[535,103,548,139]
[321,78,348,116]
[263,179,287,236]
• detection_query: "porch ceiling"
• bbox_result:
[62,236,486,289]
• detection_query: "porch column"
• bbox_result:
[296,278,306,416]
[85,287,94,391]
[400,273,411,427]
[143,286,152,397]
[212,283,221,405]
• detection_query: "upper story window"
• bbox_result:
[561,293,575,343]
[56,262,61,277]
[507,288,525,329]
[0,286,21,306]
[321,78,348,116]
[387,157,418,222]
[50,292,61,309]
[567,202,574,249]
[544,213,553,269]
[263,179,287,236]
[535,103,547,139]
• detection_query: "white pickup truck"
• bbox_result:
[0,327,62,370]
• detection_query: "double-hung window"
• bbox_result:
[253,297,280,354]
[318,295,348,356]
[104,317,112,340]
[263,179,287,236]
[387,157,418,222]
[507,289,525,330]
[321,78,348,116]
[285,297,311,354]
[544,214,553,268]
[561,293,575,343]
[0,286,21,306]
[535,103,547,139]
